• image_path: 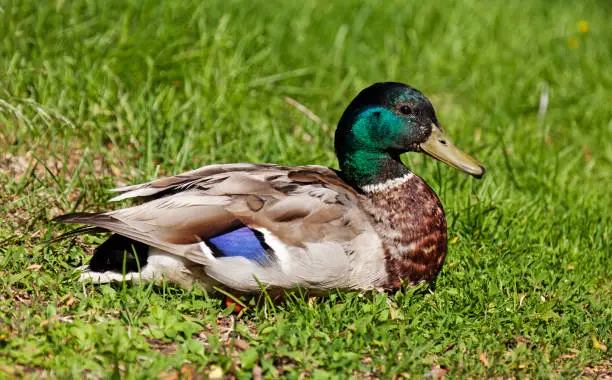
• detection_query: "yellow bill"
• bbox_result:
[420,125,486,178]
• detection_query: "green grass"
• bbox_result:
[1,0,610,377]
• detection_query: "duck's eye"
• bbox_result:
[399,105,413,115]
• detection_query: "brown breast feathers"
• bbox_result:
[360,173,447,289]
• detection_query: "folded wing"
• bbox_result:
[55,164,368,290]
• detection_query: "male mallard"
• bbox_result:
[55,82,485,294]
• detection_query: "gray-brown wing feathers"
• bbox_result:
[109,163,317,201]
[58,164,365,264]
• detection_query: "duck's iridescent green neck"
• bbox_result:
[335,106,411,189]
[339,149,410,189]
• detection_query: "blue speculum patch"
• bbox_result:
[206,226,271,264]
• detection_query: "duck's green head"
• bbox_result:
[335,82,485,188]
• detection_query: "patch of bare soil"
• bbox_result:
[582,359,612,379]
[0,152,32,181]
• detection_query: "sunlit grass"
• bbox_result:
[0,0,610,377]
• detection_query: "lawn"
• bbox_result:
[0,0,610,377]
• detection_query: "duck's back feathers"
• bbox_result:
[108,164,354,201]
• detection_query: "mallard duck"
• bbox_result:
[55,82,485,294]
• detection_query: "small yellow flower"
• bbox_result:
[577,20,589,34]
[568,36,579,49]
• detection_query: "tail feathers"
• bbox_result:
[87,234,149,273]
[51,212,114,242]
[78,249,203,289]
[78,265,144,284]
[48,225,108,243]
[54,211,179,253]
[53,212,116,227]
